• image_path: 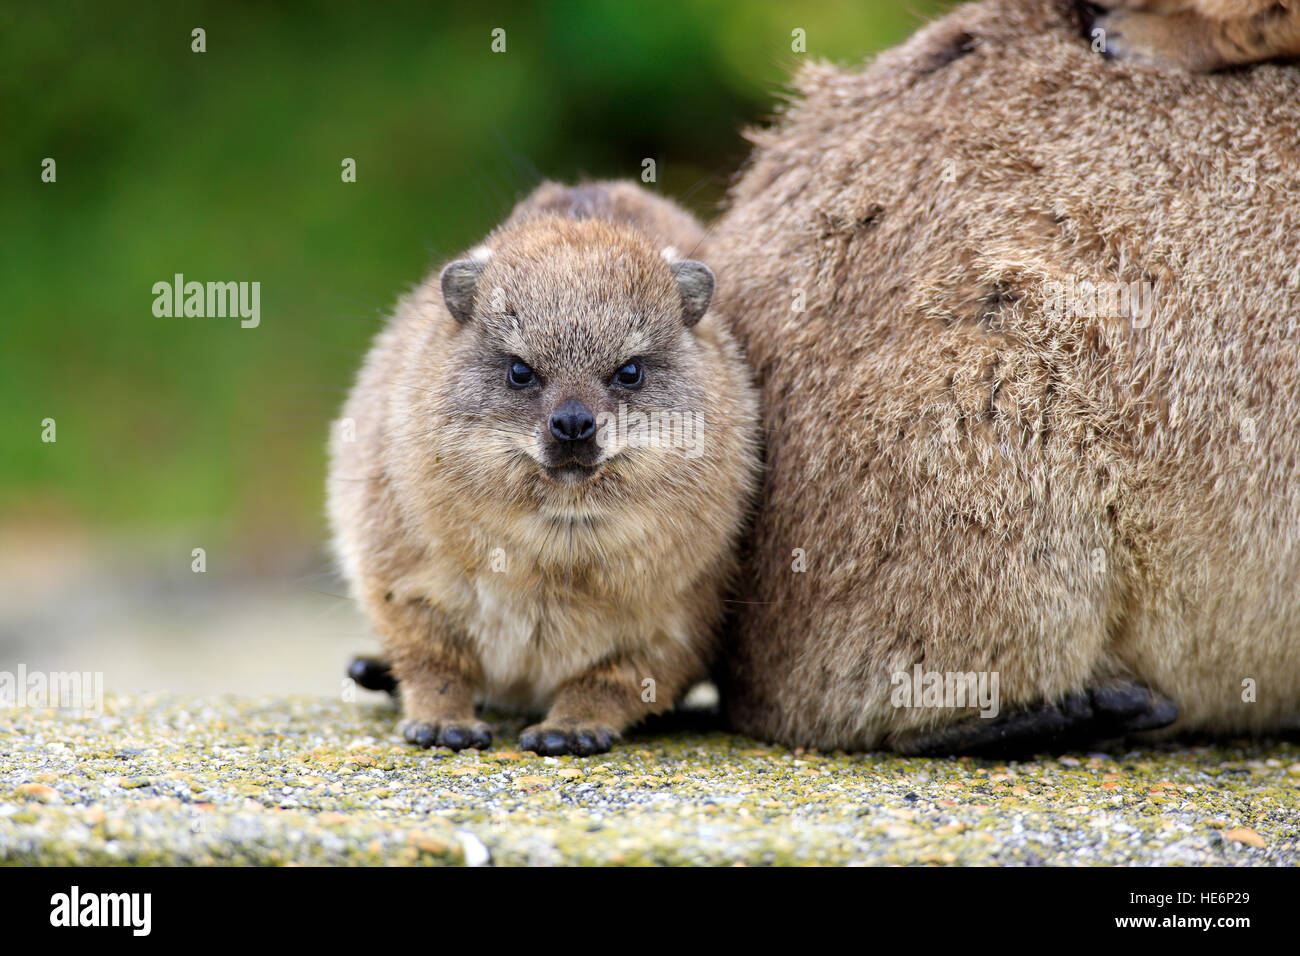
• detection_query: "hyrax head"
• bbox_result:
[441,214,717,489]
[437,216,715,489]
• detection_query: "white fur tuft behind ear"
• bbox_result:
[440,259,484,324]
[671,260,714,328]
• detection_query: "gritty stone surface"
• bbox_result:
[1,694,1297,865]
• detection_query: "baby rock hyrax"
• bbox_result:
[327,181,760,756]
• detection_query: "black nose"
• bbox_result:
[549,399,596,442]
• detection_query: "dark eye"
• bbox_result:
[507,360,536,389]
[613,361,643,389]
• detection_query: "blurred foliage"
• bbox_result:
[2,0,954,550]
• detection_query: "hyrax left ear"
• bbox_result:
[671,260,714,328]
[440,259,484,324]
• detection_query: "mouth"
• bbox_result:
[541,461,602,484]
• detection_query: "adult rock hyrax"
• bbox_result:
[328,180,760,756]
[704,0,1300,754]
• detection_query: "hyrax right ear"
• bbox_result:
[440,259,484,324]
[671,259,714,328]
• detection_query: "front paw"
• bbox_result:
[1089,11,1151,63]
[1087,10,1218,71]
[402,718,493,751]
[520,721,619,756]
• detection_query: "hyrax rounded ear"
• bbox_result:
[440,259,484,324]
[671,259,714,328]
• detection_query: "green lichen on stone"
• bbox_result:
[1,694,1296,865]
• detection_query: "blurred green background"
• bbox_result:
[3,0,953,557]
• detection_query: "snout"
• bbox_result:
[542,398,603,479]
[549,399,596,443]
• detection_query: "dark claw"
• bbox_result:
[404,722,439,749]
[440,726,469,750]
[1090,682,1148,717]
[348,656,398,695]
[1074,2,1114,56]
[520,725,617,757]
[1125,696,1179,732]
[403,720,492,752]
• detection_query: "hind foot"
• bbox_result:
[348,655,398,695]
[894,680,1178,757]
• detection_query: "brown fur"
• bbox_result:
[1092,0,1300,70]
[328,181,759,755]
[704,0,1300,750]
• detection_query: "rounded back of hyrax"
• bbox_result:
[704,0,1300,749]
